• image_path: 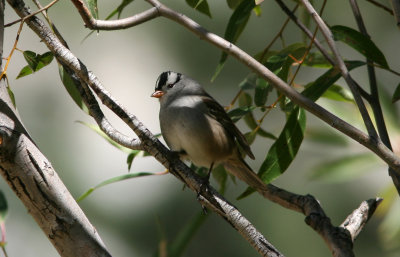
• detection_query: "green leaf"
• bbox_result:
[19,51,54,77]
[212,0,255,81]
[392,83,400,103]
[301,61,365,102]
[85,0,98,19]
[77,172,158,201]
[0,191,8,222]
[238,92,276,139]
[16,65,33,79]
[6,85,16,108]
[186,0,212,18]
[239,107,306,198]
[331,25,389,68]
[36,52,54,71]
[127,150,142,170]
[239,73,258,90]
[303,51,332,68]
[322,84,354,102]
[58,65,89,113]
[23,50,38,70]
[254,77,271,107]
[228,106,256,122]
[226,0,243,9]
[309,153,378,182]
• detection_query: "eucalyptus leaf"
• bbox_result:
[58,65,89,113]
[228,106,256,122]
[77,172,158,201]
[186,0,212,17]
[392,83,400,103]
[212,0,255,81]
[85,0,98,19]
[331,25,389,68]
[239,107,306,199]
[322,84,354,102]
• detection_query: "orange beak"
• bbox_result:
[151,90,164,98]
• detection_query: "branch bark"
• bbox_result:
[3,0,385,256]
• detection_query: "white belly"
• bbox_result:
[160,96,234,168]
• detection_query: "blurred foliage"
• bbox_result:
[7,0,400,256]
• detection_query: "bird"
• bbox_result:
[151,71,266,191]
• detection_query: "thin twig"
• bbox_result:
[4,0,60,27]
[349,0,400,194]
[300,0,378,139]
[365,0,394,15]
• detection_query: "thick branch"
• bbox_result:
[0,67,111,257]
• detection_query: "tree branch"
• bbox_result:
[348,0,400,194]
[299,0,378,140]
[4,0,387,256]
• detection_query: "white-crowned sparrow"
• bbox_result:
[151,71,265,190]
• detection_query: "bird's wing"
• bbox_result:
[201,95,255,160]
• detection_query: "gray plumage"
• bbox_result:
[152,71,266,190]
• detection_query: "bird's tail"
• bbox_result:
[223,157,266,191]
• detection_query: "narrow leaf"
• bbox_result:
[322,84,354,102]
[212,0,255,80]
[301,61,365,102]
[85,0,98,19]
[239,107,306,198]
[303,51,333,68]
[238,92,276,139]
[228,106,256,122]
[6,86,16,108]
[254,77,271,107]
[186,0,212,17]
[226,0,243,9]
[331,25,389,68]
[16,65,33,79]
[58,65,89,113]
[127,150,142,170]
[23,50,38,70]
[77,172,157,201]
[392,83,400,103]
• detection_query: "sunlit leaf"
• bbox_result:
[16,65,33,79]
[331,25,389,68]
[186,0,212,17]
[239,107,306,199]
[322,84,354,102]
[212,0,255,81]
[309,153,378,182]
[58,65,89,113]
[77,172,160,201]
[85,0,98,19]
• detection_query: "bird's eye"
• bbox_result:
[167,83,174,88]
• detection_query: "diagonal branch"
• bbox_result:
[4,0,387,256]
[299,0,378,140]
[348,0,400,194]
